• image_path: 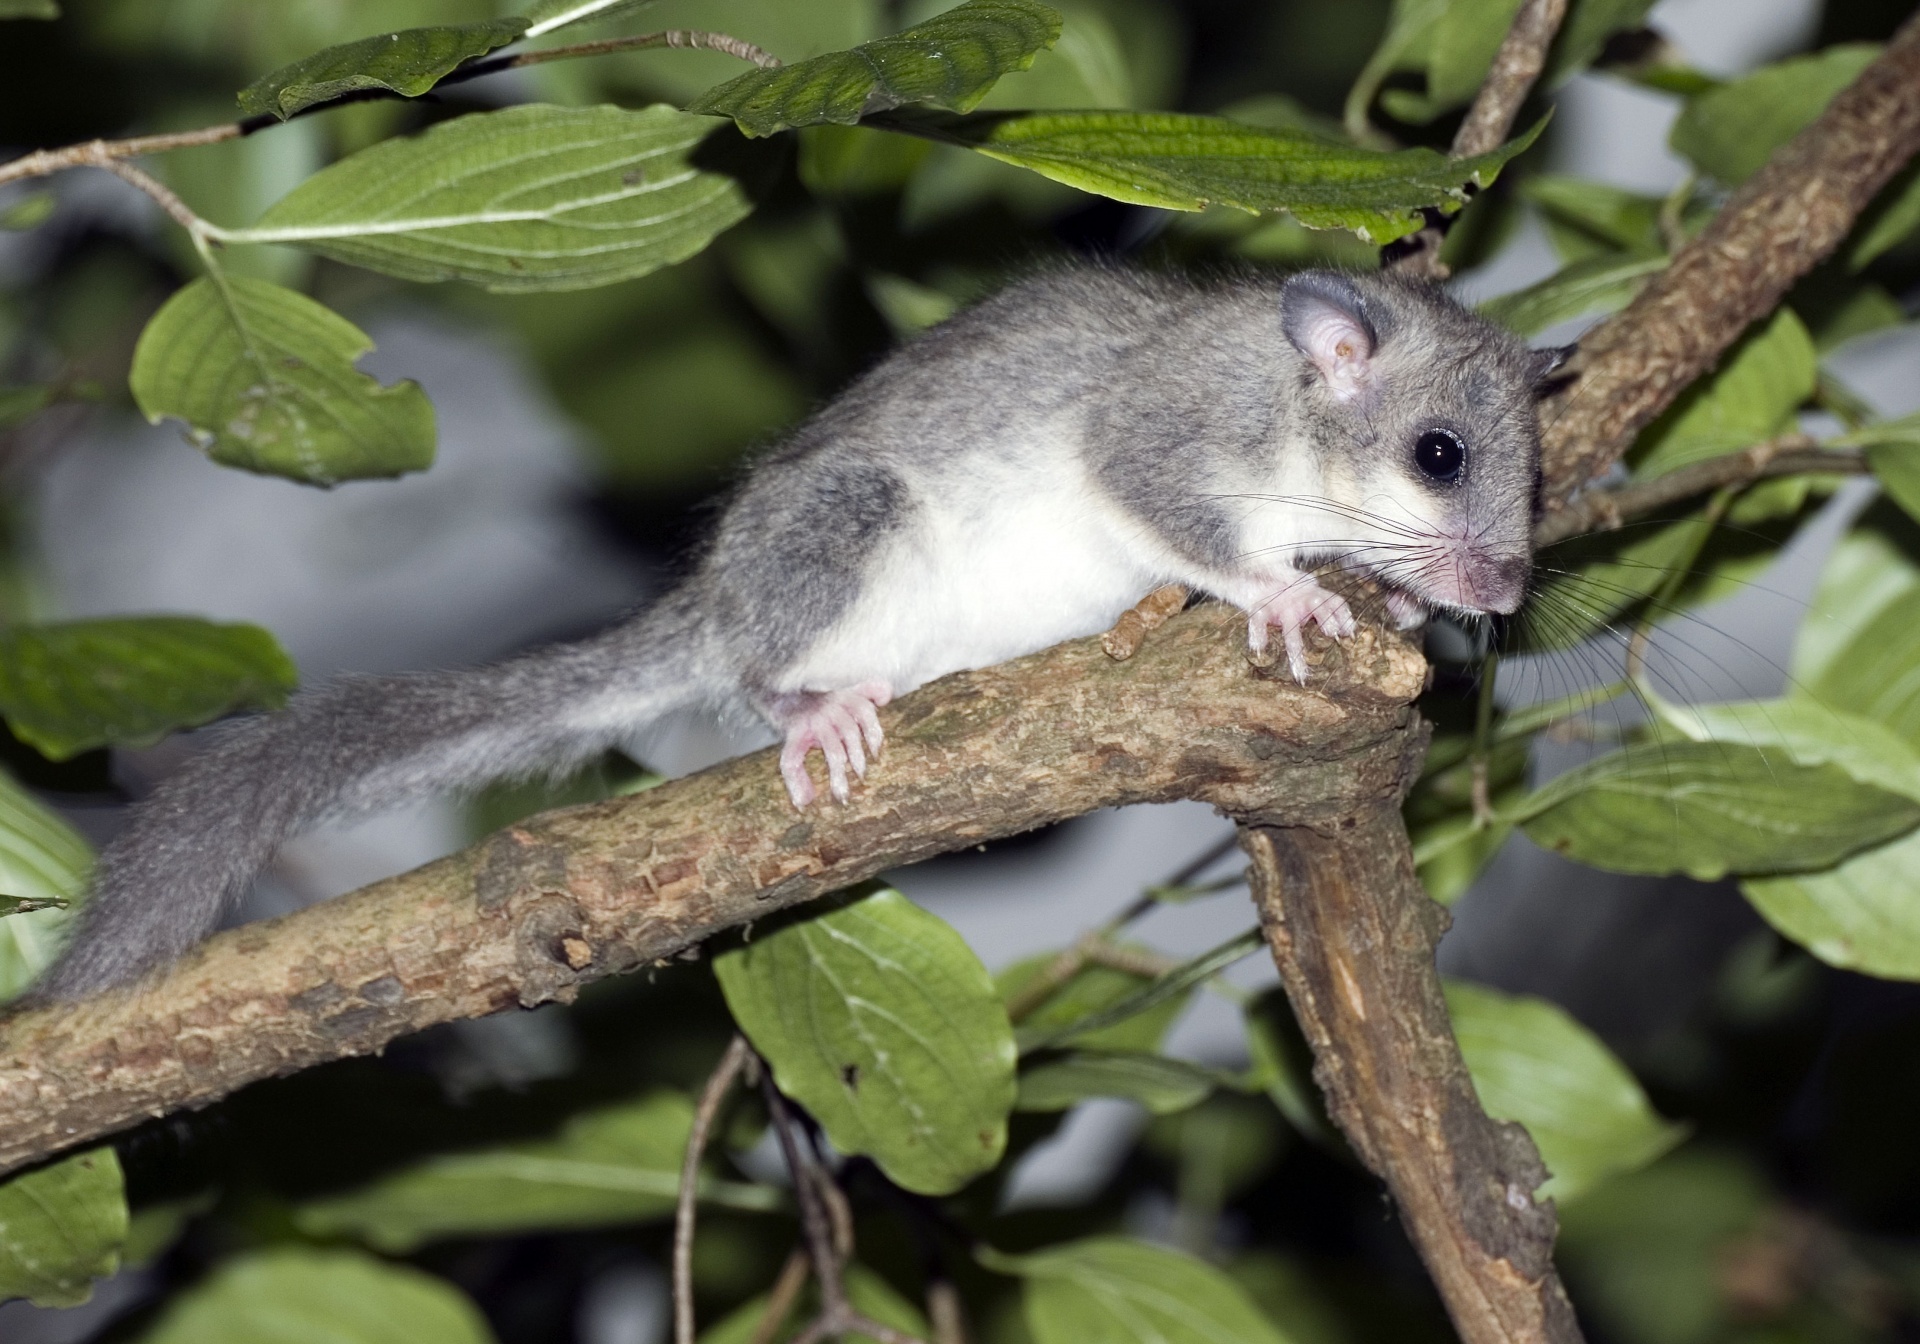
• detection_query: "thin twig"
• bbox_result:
[747,1250,812,1344]
[0,26,779,196]
[676,1035,754,1344]
[1532,434,1860,548]
[928,1279,969,1344]
[1386,0,1570,277]
[89,156,207,236]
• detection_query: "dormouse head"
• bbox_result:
[1278,269,1564,616]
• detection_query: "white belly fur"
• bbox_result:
[779,428,1163,695]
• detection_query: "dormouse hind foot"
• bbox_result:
[776,681,892,808]
[1244,572,1357,684]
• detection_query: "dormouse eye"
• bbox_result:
[1413,428,1466,484]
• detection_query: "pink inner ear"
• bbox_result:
[1295,299,1374,402]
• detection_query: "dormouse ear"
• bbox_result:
[1530,343,1577,385]
[1281,272,1377,403]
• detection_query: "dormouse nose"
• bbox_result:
[1470,553,1531,615]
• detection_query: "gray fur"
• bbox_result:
[31,263,1548,1001]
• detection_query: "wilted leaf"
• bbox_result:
[142,1247,495,1344]
[1514,741,1920,881]
[714,886,1017,1195]
[997,950,1187,1053]
[689,0,1062,137]
[238,20,529,119]
[907,109,1544,243]
[1447,981,1683,1203]
[295,1092,776,1251]
[1480,249,1664,336]
[0,767,91,1004]
[1015,1050,1220,1115]
[985,1236,1291,1344]
[0,617,296,760]
[1671,44,1879,184]
[0,1149,126,1308]
[130,275,435,485]
[234,104,756,293]
[1631,307,1815,479]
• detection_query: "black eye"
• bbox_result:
[1413,428,1466,484]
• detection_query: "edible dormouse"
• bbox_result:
[29,264,1560,1001]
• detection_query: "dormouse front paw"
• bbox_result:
[776,681,892,808]
[1246,574,1356,684]
[1385,590,1428,631]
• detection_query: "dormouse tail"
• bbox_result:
[27,588,716,1002]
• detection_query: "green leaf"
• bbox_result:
[713,886,1017,1195]
[1742,830,1920,979]
[1426,0,1525,109]
[233,104,757,294]
[985,1236,1291,1344]
[1670,44,1880,184]
[689,0,1062,137]
[0,1149,126,1308]
[1521,175,1662,259]
[1514,741,1920,881]
[1447,981,1683,1204]
[1851,415,1920,523]
[700,1263,930,1344]
[1544,0,1660,84]
[0,193,56,230]
[0,617,296,760]
[295,1091,776,1251]
[0,767,92,1004]
[522,0,657,38]
[1016,928,1263,1053]
[997,951,1187,1052]
[909,109,1544,244]
[1792,500,1920,687]
[0,385,51,428]
[237,20,530,120]
[1653,695,1920,804]
[1849,163,1920,268]
[129,275,435,486]
[0,0,58,18]
[1480,250,1665,336]
[1805,587,1920,755]
[1016,1050,1220,1115]
[1631,306,1815,479]
[1243,991,1330,1141]
[141,1247,495,1344]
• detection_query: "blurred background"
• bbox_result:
[4,0,1920,1340]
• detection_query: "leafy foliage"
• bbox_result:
[714,886,1018,1194]
[237,20,530,119]
[130,274,436,485]
[985,1237,1291,1344]
[235,105,760,292]
[0,1149,126,1308]
[140,1248,496,1344]
[0,617,296,759]
[688,0,1063,137]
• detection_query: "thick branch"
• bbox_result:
[1539,12,1920,504]
[0,605,1425,1178]
[1243,813,1581,1344]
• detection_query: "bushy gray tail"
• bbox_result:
[28,589,716,1002]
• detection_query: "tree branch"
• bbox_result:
[1243,812,1582,1344]
[1539,11,1920,505]
[1385,0,1570,278]
[1531,434,1863,548]
[0,604,1428,1178]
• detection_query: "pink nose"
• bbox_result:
[1469,553,1530,614]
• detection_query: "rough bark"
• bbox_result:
[0,604,1425,1178]
[1245,813,1583,1344]
[1538,10,1920,503]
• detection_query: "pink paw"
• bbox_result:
[1385,590,1428,631]
[777,681,892,808]
[1247,575,1356,684]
